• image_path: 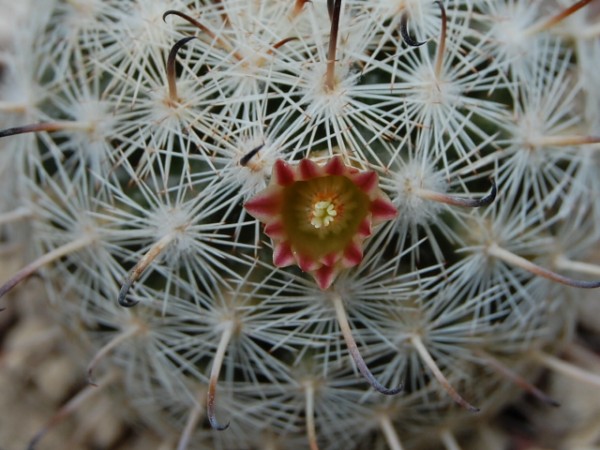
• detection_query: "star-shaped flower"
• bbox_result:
[244,156,397,289]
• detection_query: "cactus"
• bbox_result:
[1,0,600,449]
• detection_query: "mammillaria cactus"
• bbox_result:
[1,0,600,449]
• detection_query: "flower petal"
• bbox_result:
[324,155,346,175]
[244,190,282,221]
[298,158,322,180]
[357,218,372,238]
[313,265,336,290]
[298,253,319,272]
[273,159,296,186]
[247,156,398,291]
[322,252,339,267]
[342,241,363,268]
[350,171,378,195]
[370,197,398,223]
[273,241,295,267]
[264,220,285,239]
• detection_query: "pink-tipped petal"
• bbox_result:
[324,155,346,175]
[273,242,295,267]
[298,158,322,180]
[357,218,372,238]
[264,221,285,239]
[350,171,378,195]
[298,253,319,272]
[322,252,339,267]
[313,265,336,290]
[342,242,363,268]
[370,197,398,223]
[244,191,282,221]
[274,159,296,186]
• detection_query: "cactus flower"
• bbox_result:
[244,156,397,289]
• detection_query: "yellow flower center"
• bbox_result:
[311,200,338,228]
[279,175,370,260]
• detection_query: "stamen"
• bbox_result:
[310,200,338,228]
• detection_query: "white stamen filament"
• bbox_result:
[311,200,337,228]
